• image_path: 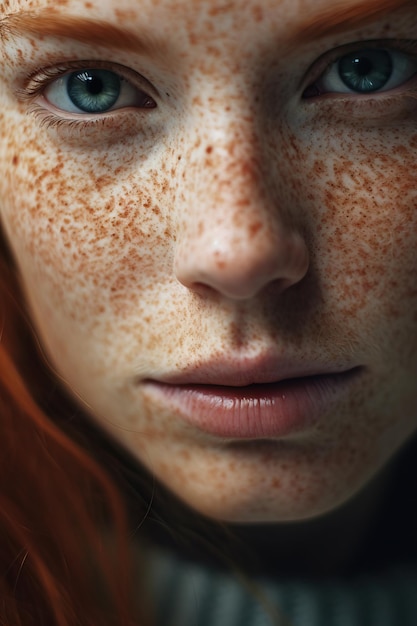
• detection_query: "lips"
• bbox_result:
[151,353,359,386]
[142,356,363,440]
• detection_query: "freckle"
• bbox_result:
[313,159,326,176]
[249,221,262,238]
[230,322,243,348]
[208,3,233,16]
[392,144,409,158]
[205,145,213,154]
[409,134,417,148]
[12,155,19,166]
[251,5,264,22]
[84,0,93,7]
[114,8,137,20]
[179,449,191,461]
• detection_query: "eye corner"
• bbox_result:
[141,95,158,109]
[302,83,323,100]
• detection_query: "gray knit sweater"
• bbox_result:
[146,547,417,626]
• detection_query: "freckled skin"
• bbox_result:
[0,0,417,526]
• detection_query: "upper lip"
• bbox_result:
[148,353,360,387]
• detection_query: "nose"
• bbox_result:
[174,133,309,301]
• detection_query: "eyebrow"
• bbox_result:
[0,10,165,57]
[297,0,417,42]
[0,0,416,54]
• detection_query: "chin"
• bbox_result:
[170,464,388,526]
[172,487,347,525]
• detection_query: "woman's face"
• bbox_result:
[1,0,416,523]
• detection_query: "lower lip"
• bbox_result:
[143,369,362,440]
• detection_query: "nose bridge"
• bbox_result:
[185,98,279,234]
[179,95,292,253]
[173,91,309,300]
[210,130,266,218]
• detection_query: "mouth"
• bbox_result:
[142,360,364,440]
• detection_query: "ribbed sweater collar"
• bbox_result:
[145,547,417,626]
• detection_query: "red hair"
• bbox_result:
[0,241,149,624]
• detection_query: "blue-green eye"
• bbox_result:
[44,68,155,114]
[338,49,393,93]
[305,47,417,97]
[67,69,120,112]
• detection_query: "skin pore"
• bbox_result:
[0,0,417,577]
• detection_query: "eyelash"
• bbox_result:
[19,60,157,131]
[23,105,115,131]
[303,39,417,99]
[18,39,417,132]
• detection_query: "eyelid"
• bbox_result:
[19,59,160,103]
[300,39,417,94]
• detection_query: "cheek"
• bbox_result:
[288,126,417,348]
[0,115,178,324]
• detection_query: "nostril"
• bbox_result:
[174,206,310,300]
[175,229,310,300]
[189,282,218,298]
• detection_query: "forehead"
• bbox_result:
[1,0,302,21]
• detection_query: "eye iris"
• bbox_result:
[67,69,121,113]
[338,49,393,93]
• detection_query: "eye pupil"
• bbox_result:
[338,49,393,93]
[352,57,373,77]
[67,69,121,113]
[85,75,104,96]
